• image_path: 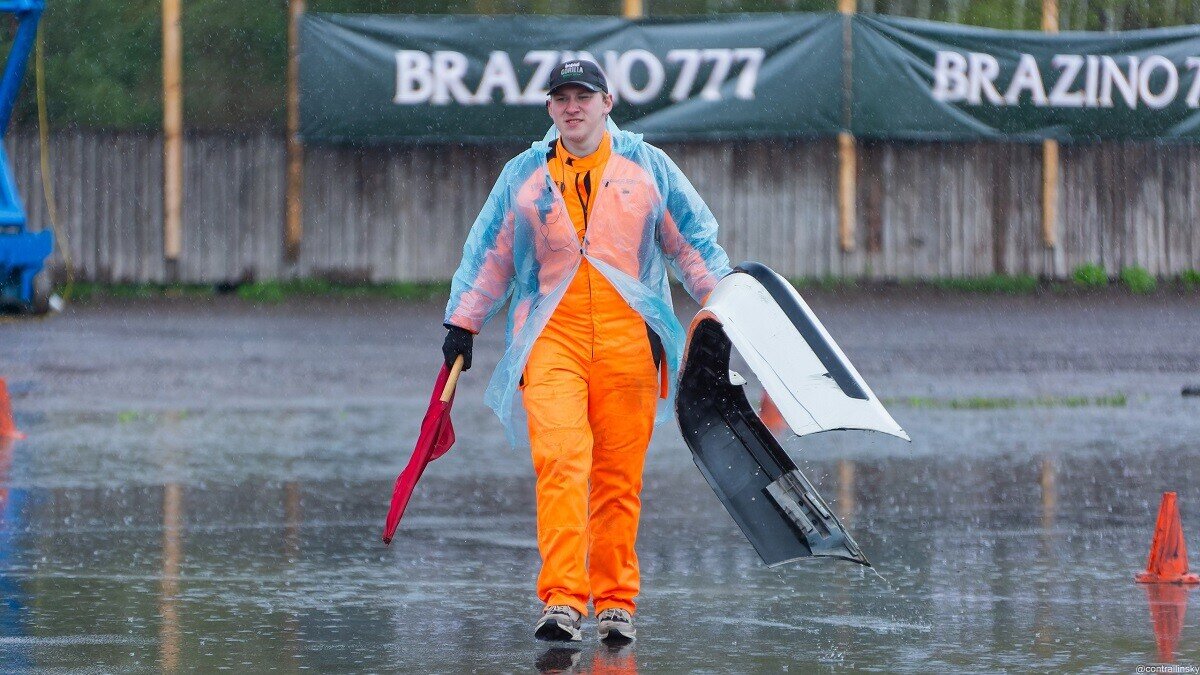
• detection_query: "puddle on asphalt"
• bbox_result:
[2,399,1200,671]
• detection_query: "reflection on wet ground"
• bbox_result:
[4,413,1198,672]
[2,294,1199,671]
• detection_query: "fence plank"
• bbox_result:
[8,129,1199,284]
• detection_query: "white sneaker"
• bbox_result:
[596,608,636,643]
[534,605,582,642]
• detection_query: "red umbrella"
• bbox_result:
[382,356,464,545]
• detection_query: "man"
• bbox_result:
[441,59,731,643]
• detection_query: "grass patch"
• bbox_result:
[1072,263,1108,288]
[1119,266,1156,294]
[885,394,1127,410]
[791,275,1046,294]
[927,275,1039,294]
[116,410,189,424]
[60,270,1200,305]
[789,276,859,292]
[66,282,213,302]
[65,279,452,304]
[236,280,451,303]
[237,278,333,303]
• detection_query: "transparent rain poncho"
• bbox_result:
[445,119,732,445]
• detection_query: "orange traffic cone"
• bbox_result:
[1143,582,1191,663]
[759,392,787,434]
[0,378,24,441]
[1136,492,1200,584]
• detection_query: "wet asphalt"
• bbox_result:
[2,288,1200,673]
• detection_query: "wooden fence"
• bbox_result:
[8,128,1199,283]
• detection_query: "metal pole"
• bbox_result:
[162,0,183,277]
[285,0,306,263]
[623,0,643,17]
[838,0,856,253]
[1041,0,1059,249]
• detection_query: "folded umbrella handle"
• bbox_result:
[441,355,464,403]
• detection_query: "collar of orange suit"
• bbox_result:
[549,132,612,237]
[552,131,612,173]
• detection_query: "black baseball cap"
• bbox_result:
[546,59,608,95]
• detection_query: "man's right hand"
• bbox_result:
[442,325,473,371]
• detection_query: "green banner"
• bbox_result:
[302,13,1200,143]
[299,13,844,144]
[852,15,1200,141]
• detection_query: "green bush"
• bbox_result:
[1180,270,1200,290]
[1072,263,1108,288]
[1119,266,1156,294]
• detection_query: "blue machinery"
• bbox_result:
[0,0,50,312]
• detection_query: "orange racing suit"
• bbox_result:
[444,120,732,616]
[524,132,659,616]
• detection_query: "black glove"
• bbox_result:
[442,325,473,371]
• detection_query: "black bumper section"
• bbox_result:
[677,317,870,568]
